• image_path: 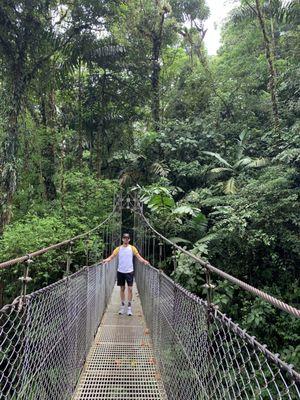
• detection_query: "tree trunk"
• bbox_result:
[255,0,280,133]
[151,34,161,132]
[95,122,103,179]
[59,142,66,219]
[150,3,166,133]
[0,73,25,232]
[88,134,94,172]
[184,28,234,120]
[40,89,57,201]
[77,60,83,166]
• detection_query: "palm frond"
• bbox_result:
[246,158,268,168]
[232,0,299,25]
[236,130,249,160]
[231,5,257,24]
[234,157,253,169]
[197,233,218,244]
[210,167,232,174]
[224,177,237,195]
[169,237,192,245]
[274,148,300,164]
[151,162,170,177]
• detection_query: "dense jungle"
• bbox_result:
[0,0,299,369]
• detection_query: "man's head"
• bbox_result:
[122,233,131,244]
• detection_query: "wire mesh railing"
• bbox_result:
[0,259,117,400]
[135,261,300,400]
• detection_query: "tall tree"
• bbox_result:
[0,1,67,229]
[253,0,280,132]
[0,0,115,230]
[233,0,299,132]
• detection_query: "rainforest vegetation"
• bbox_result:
[0,0,299,367]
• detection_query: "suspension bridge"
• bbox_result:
[0,195,299,399]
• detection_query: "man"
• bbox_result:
[102,233,150,316]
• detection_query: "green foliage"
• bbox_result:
[0,216,74,302]
[203,131,268,194]
[59,171,118,228]
[140,185,176,211]
[0,0,299,371]
[0,171,117,303]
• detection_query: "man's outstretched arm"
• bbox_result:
[136,253,150,265]
[102,248,118,264]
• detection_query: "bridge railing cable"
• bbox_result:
[135,207,300,319]
[135,261,300,400]
[0,202,119,271]
[0,194,122,307]
[0,194,122,399]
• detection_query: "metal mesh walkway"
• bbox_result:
[73,284,167,400]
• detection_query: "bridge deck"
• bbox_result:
[73,284,167,399]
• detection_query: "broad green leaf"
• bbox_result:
[203,151,232,168]
[234,157,253,169]
[236,130,250,160]
[169,237,192,244]
[149,194,175,208]
[210,167,232,174]
[193,213,207,223]
[197,233,217,243]
[172,205,196,216]
[246,158,268,168]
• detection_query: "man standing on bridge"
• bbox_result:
[102,233,150,316]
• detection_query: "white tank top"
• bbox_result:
[113,245,139,273]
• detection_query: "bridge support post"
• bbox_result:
[18,257,33,308]
[172,246,177,272]
[152,235,156,267]
[65,241,74,276]
[85,235,90,266]
[158,241,163,270]
[203,266,216,326]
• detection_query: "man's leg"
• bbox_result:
[119,286,125,314]
[126,273,134,316]
[117,271,126,315]
[128,285,133,303]
[120,286,126,303]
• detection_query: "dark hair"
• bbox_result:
[122,233,130,238]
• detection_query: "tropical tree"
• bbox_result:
[203,131,268,194]
[232,0,299,132]
[0,0,118,230]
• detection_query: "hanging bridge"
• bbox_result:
[0,195,299,399]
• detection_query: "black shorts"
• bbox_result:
[117,271,134,287]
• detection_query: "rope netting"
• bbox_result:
[0,194,122,399]
[135,261,300,400]
[1,193,300,399]
[0,260,117,400]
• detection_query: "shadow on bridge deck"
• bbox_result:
[73,284,167,399]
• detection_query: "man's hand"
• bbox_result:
[102,256,112,264]
[135,254,150,265]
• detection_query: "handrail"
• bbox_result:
[137,209,300,319]
[0,206,117,270]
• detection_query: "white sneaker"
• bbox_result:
[127,306,133,316]
[119,305,125,315]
